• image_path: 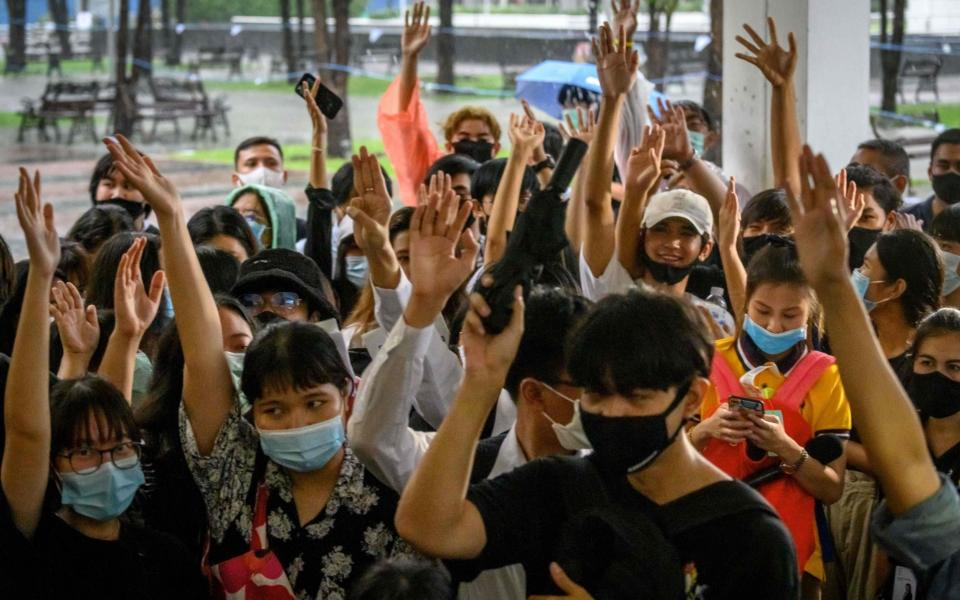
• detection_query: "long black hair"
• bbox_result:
[875,230,942,327]
[187,205,258,260]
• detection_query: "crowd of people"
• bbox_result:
[2,2,960,598]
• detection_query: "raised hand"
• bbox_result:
[402,1,432,57]
[521,99,549,164]
[50,280,99,358]
[558,106,597,146]
[835,168,865,232]
[786,145,849,289]
[114,236,165,339]
[735,16,797,88]
[15,168,59,276]
[302,74,327,137]
[508,113,545,161]
[104,134,179,218]
[718,177,741,252]
[592,22,639,99]
[426,171,454,205]
[624,124,666,200]
[408,186,478,304]
[461,284,524,384]
[646,98,693,162]
[348,147,392,251]
[528,562,595,600]
[610,0,639,42]
[891,212,924,232]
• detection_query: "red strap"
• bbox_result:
[251,483,270,552]
[773,352,836,412]
[709,351,746,410]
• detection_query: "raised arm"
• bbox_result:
[582,22,638,277]
[105,135,232,456]
[398,1,431,114]
[50,281,99,379]
[788,145,940,514]
[616,124,665,278]
[98,237,164,402]
[718,177,748,320]
[303,75,329,190]
[2,169,59,539]
[735,17,800,199]
[521,99,554,188]
[485,113,544,265]
[396,282,524,558]
[561,107,597,254]
[349,147,402,290]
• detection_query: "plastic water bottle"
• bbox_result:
[705,286,727,312]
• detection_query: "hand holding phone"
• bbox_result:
[295,73,343,120]
[728,395,765,415]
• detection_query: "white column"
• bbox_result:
[722,0,872,195]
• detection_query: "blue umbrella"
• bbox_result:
[515,60,669,120]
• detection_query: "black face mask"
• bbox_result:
[452,139,494,164]
[641,253,696,286]
[580,382,691,475]
[932,173,960,206]
[847,227,881,271]
[254,311,285,327]
[907,371,960,419]
[101,199,148,221]
[742,234,795,266]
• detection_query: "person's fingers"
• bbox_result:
[32,169,41,203]
[85,304,98,327]
[51,281,67,311]
[148,270,166,304]
[617,23,626,56]
[734,35,761,56]
[66,281,84,310]
[423,4,430,25]
[404,8,410,28]
[767,15,779,46]
[463,307,486,338]
[743,22,766,48]
[409,205,425,239]
[468,291,492,317]
[450,200,473,240]
[788,31,797,57]
[115,134,145,167]
[548,562,587,596]
[422,190,439,238]
[506,285,525,333]
[458,229,479,271]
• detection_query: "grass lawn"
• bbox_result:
[894,103,960,128]
[207,72,507,99]
[174,137,393,176]
[0,112,21,129]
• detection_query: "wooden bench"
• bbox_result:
[188,47,243,79]
[18,81,99,144]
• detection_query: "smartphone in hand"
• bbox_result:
[728,396,765,415]
[295,73,344,120]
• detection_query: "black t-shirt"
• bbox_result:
[461,455,798,599]
[0,489,207,599]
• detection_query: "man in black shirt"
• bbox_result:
[396,285,798,598]
[901,129,960,232]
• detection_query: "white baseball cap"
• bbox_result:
[641,189,713,235]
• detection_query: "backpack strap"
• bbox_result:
[774,351,835,412]
[709,349,747,407]
[660,482,779,538]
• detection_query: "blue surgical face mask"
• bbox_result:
[60,459,145,521]
[162,289,174,320]
[224,351,251,415]
[344,256,369,289]
[245,215,268,248]
[687,129,706,156]
[944,252,960,297]
[851,268,879,312]
[258,415,346,472]
[743,315,807,356]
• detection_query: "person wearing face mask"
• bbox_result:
[843,164,904,270]
[872,308,960,600]
[689,246,850,597]
[88,152,154,232]
[224,184,298,251]
[902,129,960,232]
[331,234,368,319]
[1,170,205,598]
[850,138,911,197]
[102,136,419,598]
[930,204,960,309]
[231,136,289,189]
[233,248,340,326]
[377,1,502,207]
[395,288,798,598]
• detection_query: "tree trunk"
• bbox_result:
[280,0,297,82]
[132,0,153,82]
[160,0,171,53]
[5,0,27,74]
[879,0,905,112]
[296,0,307,56]
[48,0,73,58]
[311,0,329,67]
[436,0,455,90]
[702,0,722,161]
[645,2,667,91]
[327,0,352,158]
[114,0,137,137]
[587,0,599,33]
[167,0,186,66]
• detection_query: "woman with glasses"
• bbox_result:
[1,169,205,598]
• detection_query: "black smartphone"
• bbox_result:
[295,73,343,120]
[728,396,765,415]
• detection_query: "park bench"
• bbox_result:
[898,57,942,105]
[17,81,99,144]
[188,46,243,79]
[139,78,231,142]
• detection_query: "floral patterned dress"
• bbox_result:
[180,407,418,600]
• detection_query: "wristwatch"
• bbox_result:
[534,156,556,173]
[780,448,809,475]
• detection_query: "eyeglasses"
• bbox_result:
[239,291,303,314]
[59,441,144,475]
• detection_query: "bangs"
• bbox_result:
[50,377,140,454]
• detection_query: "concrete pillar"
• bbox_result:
[722,0,872,194]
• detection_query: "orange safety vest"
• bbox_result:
[703,349,835,575]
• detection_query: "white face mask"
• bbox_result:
[539,382,592,451]
[237,166,285,189]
